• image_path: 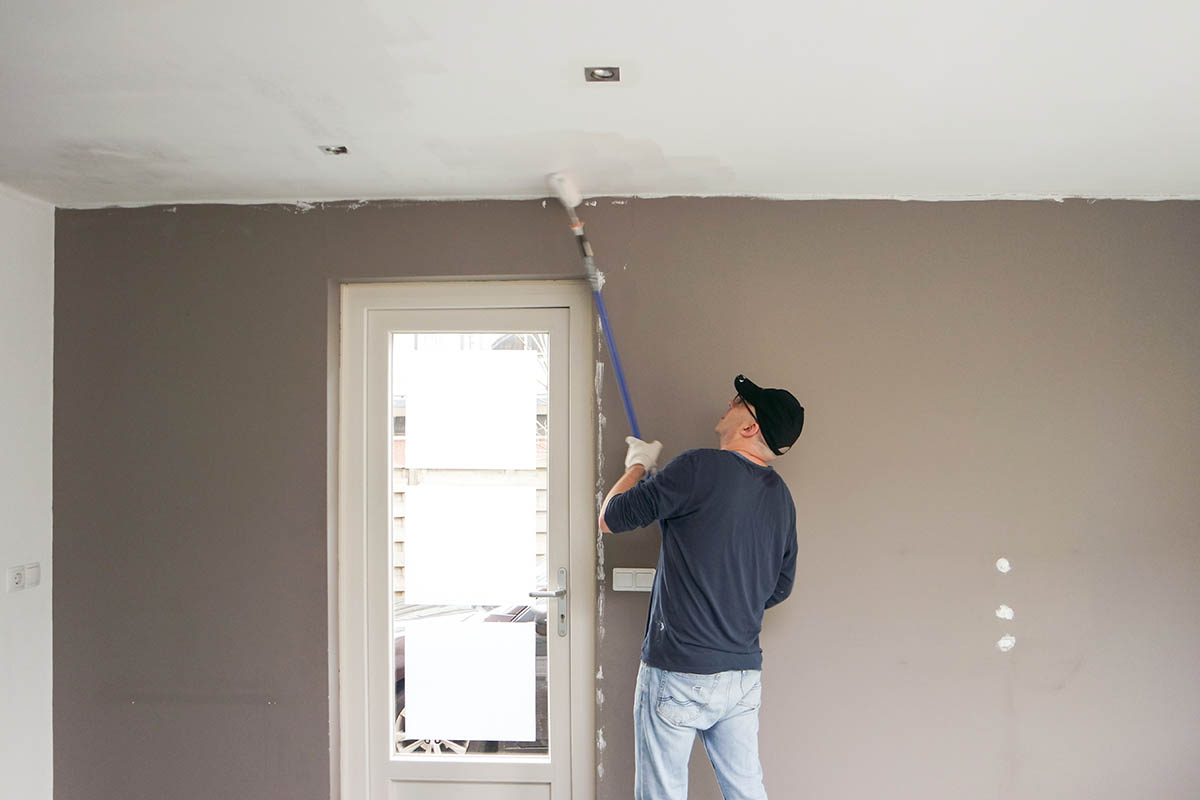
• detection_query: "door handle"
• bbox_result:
[528,567,568,637]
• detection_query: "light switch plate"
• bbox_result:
[24,563,40,588]
[612,567,655,592]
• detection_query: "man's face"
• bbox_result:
[715,394,757,441]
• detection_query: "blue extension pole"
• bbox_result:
[590,286,641,439]
[547,172,641,440]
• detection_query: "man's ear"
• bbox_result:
[740,421,760,439]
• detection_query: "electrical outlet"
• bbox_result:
[7,565,25,592]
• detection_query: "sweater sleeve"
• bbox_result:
[765,503,797,609]
[603,451,698,533]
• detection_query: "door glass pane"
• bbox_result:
[391,332,550,758]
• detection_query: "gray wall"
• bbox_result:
[54,199,1200,800]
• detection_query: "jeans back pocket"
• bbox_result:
[655,670,711,727]
[737,671,762,710]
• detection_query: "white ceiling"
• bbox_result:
[2,0,1197,207]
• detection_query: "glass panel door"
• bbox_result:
[341,282,594,800]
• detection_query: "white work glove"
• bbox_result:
[624,436,663,472]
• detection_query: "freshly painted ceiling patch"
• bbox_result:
[585,67,620,82]
[319,145,349,155]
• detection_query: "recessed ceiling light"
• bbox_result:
[585,67,620,82]
[319,145,349,155]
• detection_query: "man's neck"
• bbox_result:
[720,443,769,467]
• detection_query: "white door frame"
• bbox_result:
[336,280,596,800]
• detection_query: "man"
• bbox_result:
[599,374,804,800]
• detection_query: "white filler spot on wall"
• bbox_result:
[995,604,1014,620]
[996,634,1017,652]
[595,359,607,579]
[996,557,1012,573]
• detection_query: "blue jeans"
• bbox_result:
[634,661,768,800]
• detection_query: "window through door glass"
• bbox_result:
[390,332,550,758]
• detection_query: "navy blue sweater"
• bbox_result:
[604,448,797,673]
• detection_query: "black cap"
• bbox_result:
[734,375,804,455]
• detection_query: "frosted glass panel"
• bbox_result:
[405,620,535,741]
[403,485,536,605]
[399,350,539,469]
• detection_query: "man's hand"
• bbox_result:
[624,436,663,472]
[599,436,663,533]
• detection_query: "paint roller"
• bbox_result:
[547,172,641,440]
